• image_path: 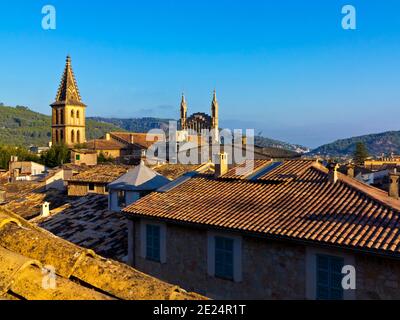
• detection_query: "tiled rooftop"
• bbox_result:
[124,159,400,257]
[0,182,69,219]
[66,165,129,183]
[110,132,164,149]
[152,163,206,180]
[0,207,205,300]
[36,195,127,261]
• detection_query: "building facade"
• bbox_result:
[51,56,86,147]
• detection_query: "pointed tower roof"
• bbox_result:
[180,93,187,108]
[108,161,171,191]
[51,55,86,107]
[211,89,218,108]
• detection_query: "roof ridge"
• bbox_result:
[312,163,400,212]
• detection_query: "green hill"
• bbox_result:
[310,131,400,157]
[0,105,123,147]
[88,117,171,132]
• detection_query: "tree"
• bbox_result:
[41,144,71,168]
[0,145,41,169]
[353,142,369,166]
[97,152,114,164]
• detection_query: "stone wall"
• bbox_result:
[133,221,306,299]
[132,219,400,300]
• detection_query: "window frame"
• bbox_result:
[305,247,355,300]
[207,232,242,282]
[145,224,161,262]
[316,254,344,300]
[140,220,167,264]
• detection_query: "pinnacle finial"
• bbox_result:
[213,89,217,102]
[66,55,71,64]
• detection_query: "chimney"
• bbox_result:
[0,190,6,204]
[347,163,355,178]
[48,141,53,148]
[328,163,340,183]
[130,134,134,144]
[41,202,50,218]
[10,156,18,163]
[214,152,228,178]
[242,136,247,145]
[105,133,111,141]
[389,170,400,199]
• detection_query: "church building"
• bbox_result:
[51,56,87,147]
[180,91,219,138]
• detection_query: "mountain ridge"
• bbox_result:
[310,130,400,156]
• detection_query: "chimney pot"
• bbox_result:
[389,171,400,199]
[41,202,50,218]
[130,134,134,144]
[105,133,111,141]
[347,163,355,178]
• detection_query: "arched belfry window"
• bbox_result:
[77,130,81,144]
[55,130,59,143]
[71,130,75,144]
[60,110,64,124]
[60,129,64,142]
[71,110,75,118]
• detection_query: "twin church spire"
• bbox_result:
[180,90,219,140]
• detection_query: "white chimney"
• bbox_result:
[105,133,111,141]
[41,202,50,218]
[130,134,134,144]
[328,163,340,184]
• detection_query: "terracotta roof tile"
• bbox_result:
[36,195,127,261]
[123,160,400,256]
[110,132,164,149]
[0,208,205,300]
[66,165,129,183]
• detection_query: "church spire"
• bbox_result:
[211,89,219,142]
[53,55,85,106]
[180,93,187,130]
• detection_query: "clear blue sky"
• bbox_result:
[0,0,400,148]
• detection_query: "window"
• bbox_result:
[207,233,242,282]
[146,224,161,262]
[76,154,81,161]
[118,190,126,208]
[88,183,95,191]
[316,254,344,300]
[215,237,234,280]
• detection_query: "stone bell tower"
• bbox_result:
[50,55,87,147]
